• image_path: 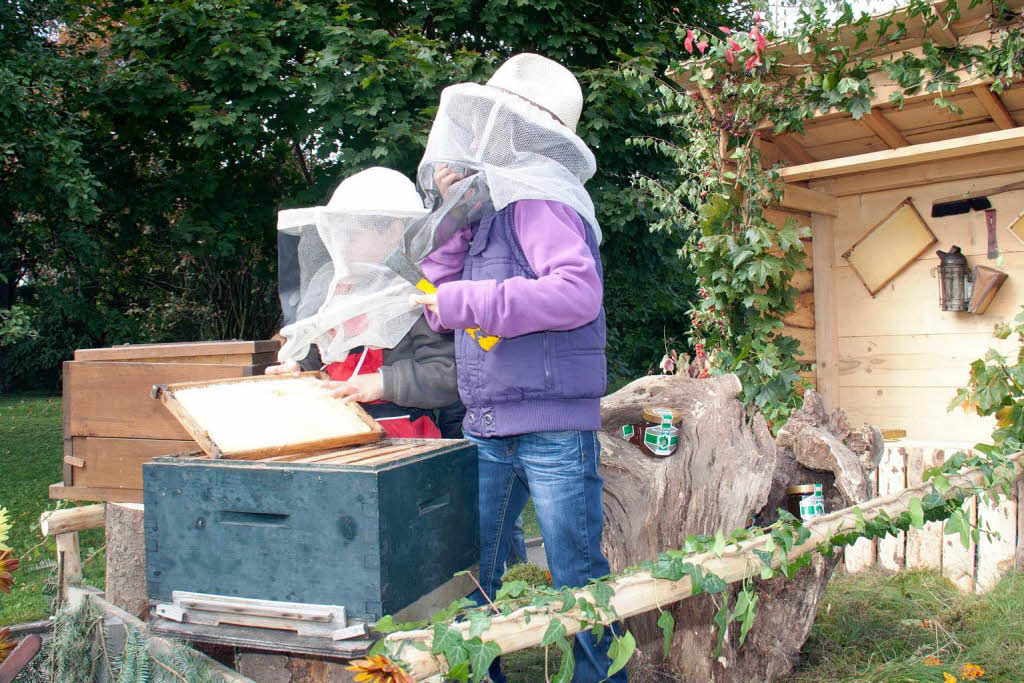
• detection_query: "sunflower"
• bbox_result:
[0,507,11,551]
[0,628,14,664]
[345,654,415,683]
[0,549,19,594]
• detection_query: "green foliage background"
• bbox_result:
[1,0,744,389]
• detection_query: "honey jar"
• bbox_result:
[786,483,826,521]
[620,406,682,457]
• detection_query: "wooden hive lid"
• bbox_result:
[152,372,384,460]
[74,339,279,362]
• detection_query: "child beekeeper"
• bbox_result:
[270,167,461,438]
[411,54,622,682]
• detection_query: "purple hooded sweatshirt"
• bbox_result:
[422,199,606,437]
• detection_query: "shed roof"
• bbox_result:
[673,0,1023,183]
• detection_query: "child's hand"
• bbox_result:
[410,293,439,314]
[323,373,383,404]
[433,164,465,199]
[265,360,300,375]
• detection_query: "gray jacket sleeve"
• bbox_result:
[380,317,459,410]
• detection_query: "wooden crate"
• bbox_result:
[57,340,279,503]
[143,440,479,621]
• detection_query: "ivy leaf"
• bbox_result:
[908,498,925,529]
[711,529,727,557]
[945,508,971,549]
[465,638,501,683]
[847,95,872,119]
[712,595,730,657]
[552,636,575,683]
[606,631,636,678]
[431,623,468,669]
[466,610,492,639]
[541,619,567,647]
[495,581,529,601]
[932,474,951,494]
[446,660,470,682]
[589,581,614,610]
[657,611,675,658]
[837,77,861,94]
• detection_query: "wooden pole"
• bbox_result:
[386,454,1020,680]
[55,533,82,584]
[40,504,105,536]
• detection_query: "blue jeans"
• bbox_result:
[504,514,528,567]
[467,430,626,683]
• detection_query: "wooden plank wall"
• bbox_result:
[813,164,1024,441]
[842,442,1018,593]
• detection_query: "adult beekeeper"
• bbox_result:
[409,54,622,683]
[269,167,461,439]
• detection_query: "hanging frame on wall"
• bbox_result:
[1005,206,1024,247]
[843,198,938,297]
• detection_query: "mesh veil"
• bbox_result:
[276,207,425,363]
[407,82,600,262]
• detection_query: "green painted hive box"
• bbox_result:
[143,375,478,622]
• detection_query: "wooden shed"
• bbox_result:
[682,0,1024,589]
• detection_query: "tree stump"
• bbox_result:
[599,375,880,682]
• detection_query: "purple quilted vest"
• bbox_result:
[457,203,606,438]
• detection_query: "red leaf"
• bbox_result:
[757,32,767,53]
[684,28,694,53]
[730,40,741,51]
[753,11,763,23]
[672,6,679,13]
[719,26,732,34]
[696,40,708,54]
[724,49,734,64]
[745,54,758,71]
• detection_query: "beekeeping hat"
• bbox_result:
[486,53,583,133]
[276,168,428,363]
[411,54,600,256]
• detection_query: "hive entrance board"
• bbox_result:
[152,372,383,460]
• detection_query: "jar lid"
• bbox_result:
[642,405,682,424]
[786,484,816,495]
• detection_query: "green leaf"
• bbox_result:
[589,581,614,610]
[446,660,470,682]
[495,581,529,601]
[431,623,468,669]
[711,529,726,557]
[465,638,501,683]
[541,619,567,647]
[712,595,730,657]
[945,507,971,549]
[908,498,925,529]
[605,631,636,678]
[933,474,951,494]
[552,635,575,683]
[657,611,675,658]
[466,610,492,639]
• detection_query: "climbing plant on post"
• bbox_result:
[632,0,1024,427]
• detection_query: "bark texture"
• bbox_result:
[599,376,878,682]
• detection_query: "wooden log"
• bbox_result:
[386,440,1019,680]
[105,502,148,619]
[40,504,105,536]
[905,446,945,571]
[877,446,908,571]
[55,533,82,584]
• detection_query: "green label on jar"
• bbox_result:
[643,425,679,456]
[621,424,635,439]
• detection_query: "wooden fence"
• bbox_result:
[843,441,1019,592]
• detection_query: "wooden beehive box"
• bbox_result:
[55,340,279,503]
[143,374,479,622]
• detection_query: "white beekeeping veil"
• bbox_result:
[275,167,428,363]
[409,54,600,260]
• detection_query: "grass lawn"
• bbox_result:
[0,392,105,626]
